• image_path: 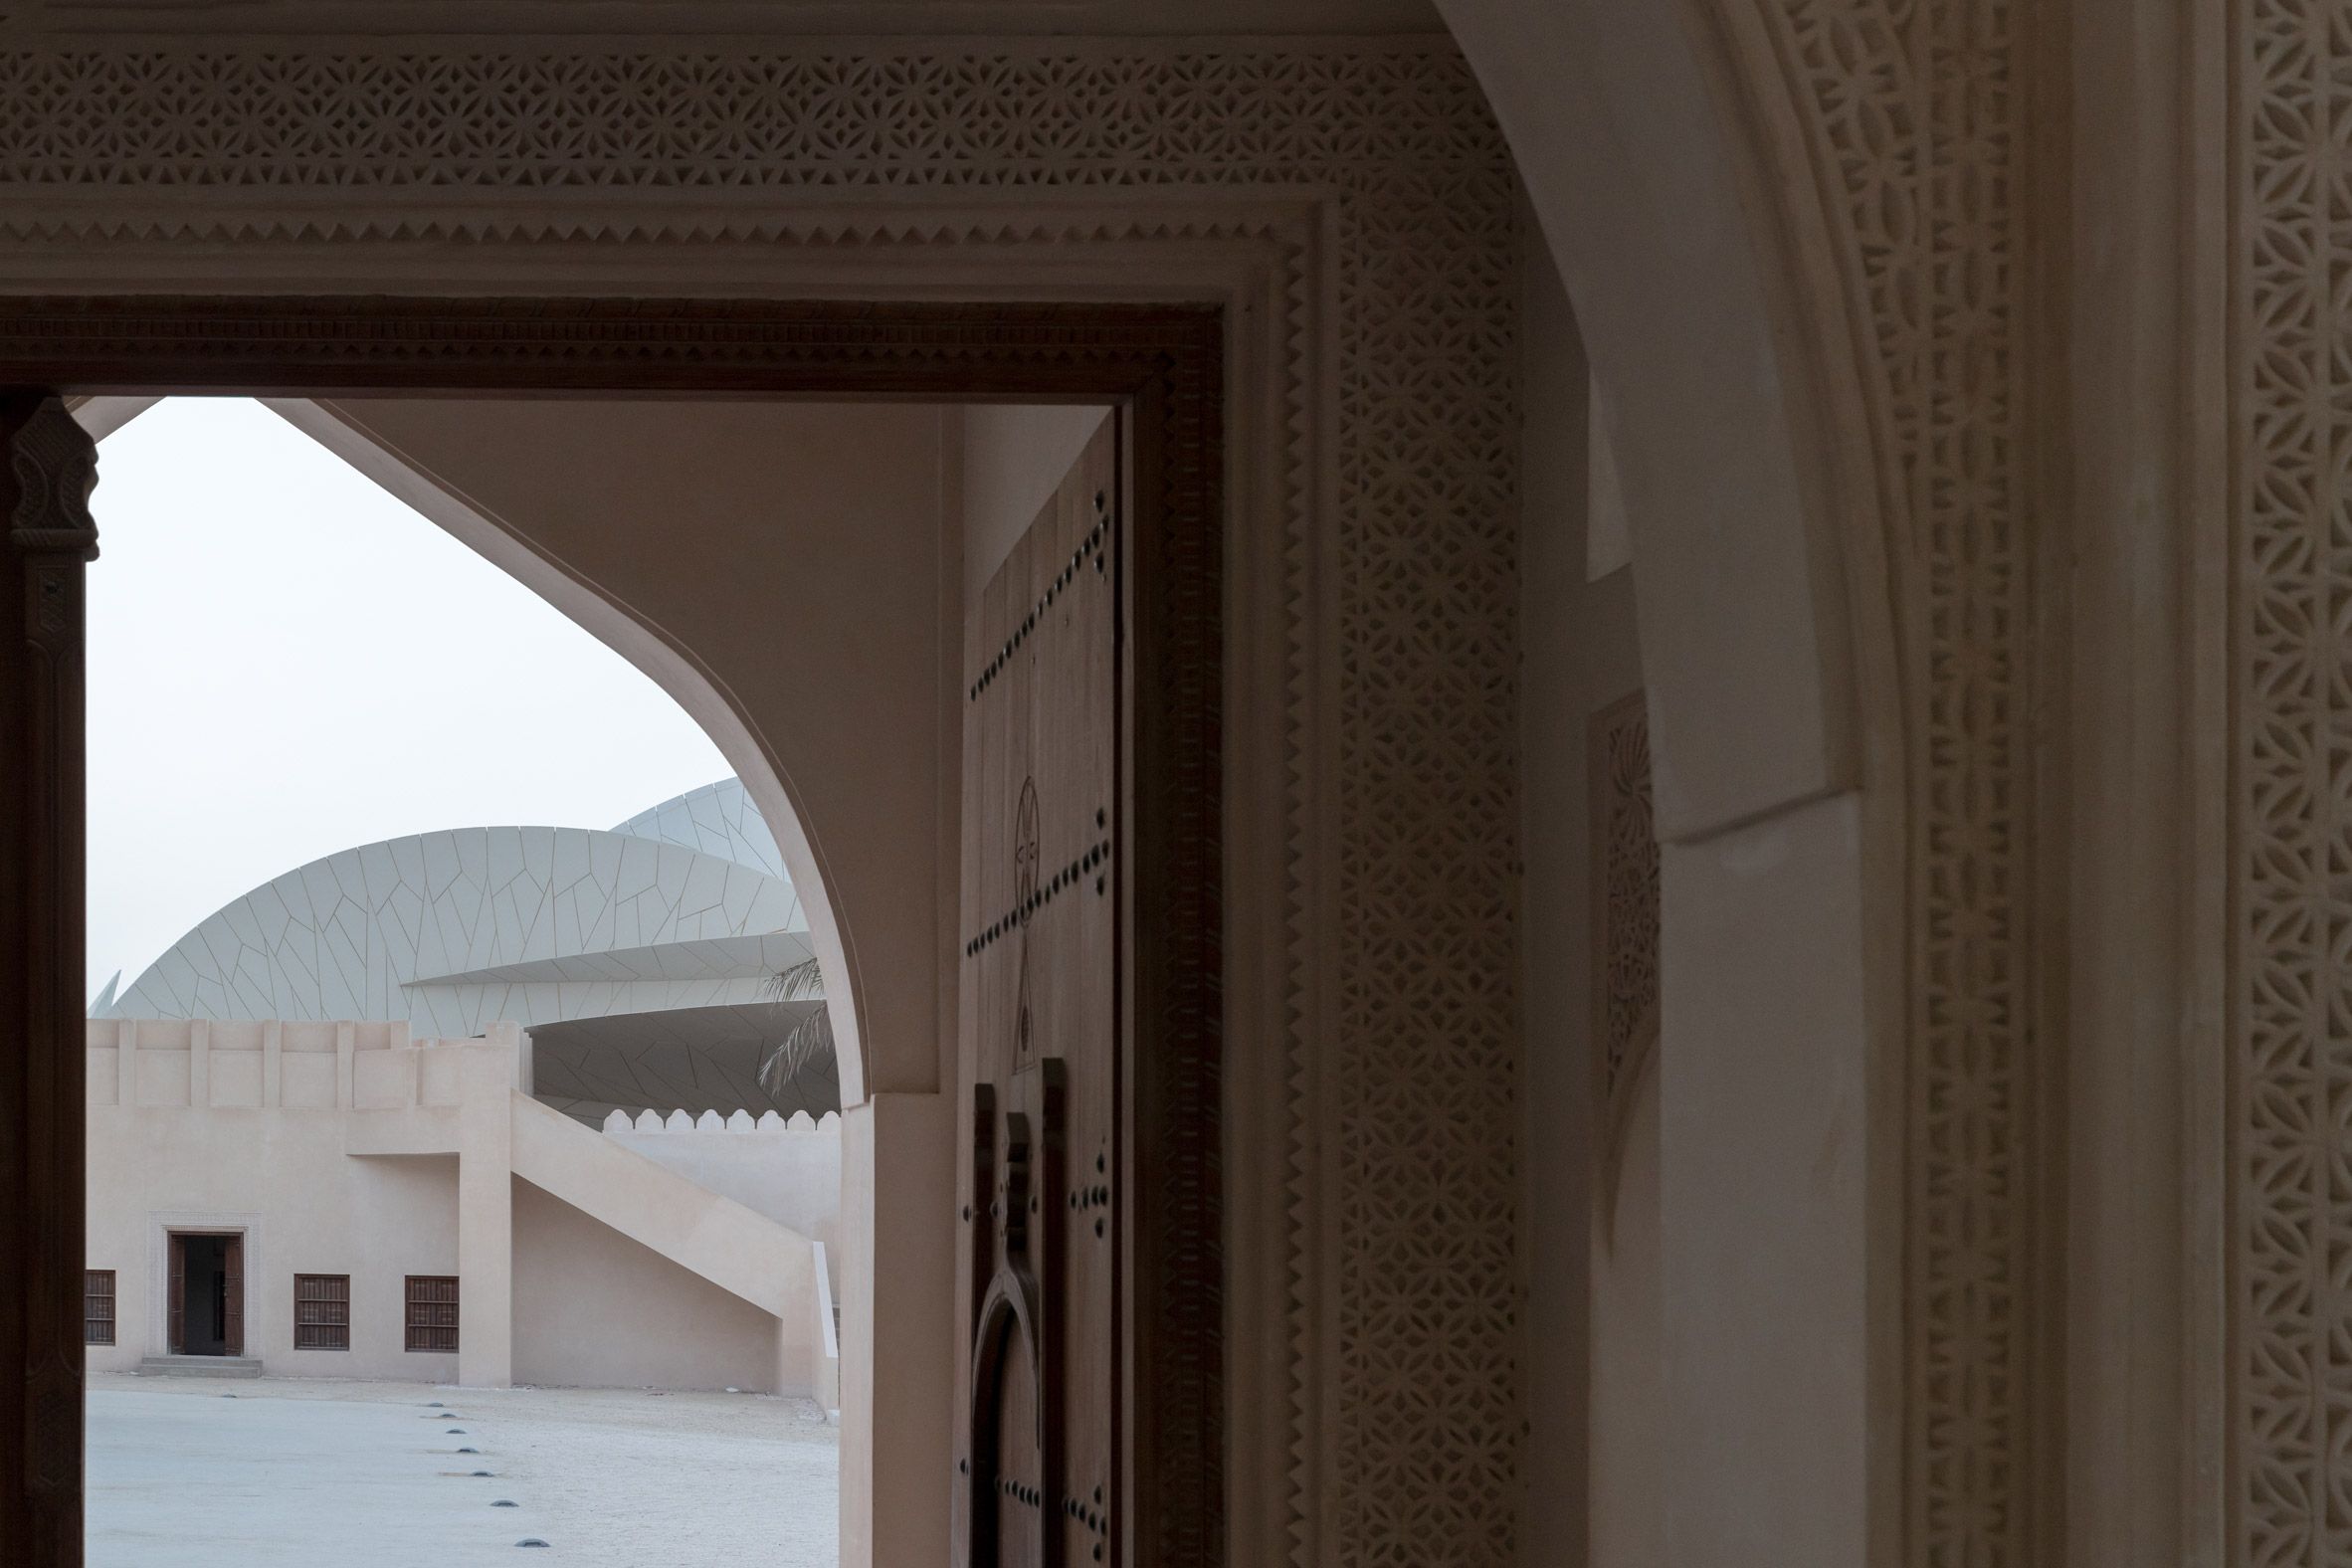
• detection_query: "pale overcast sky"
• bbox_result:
[86,397,731,999]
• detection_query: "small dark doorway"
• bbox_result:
[165,1234,243,1357]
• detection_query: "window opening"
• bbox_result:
[404,1275,458,1353]
[294,1274,349,1351]
[84,1270,114,1346]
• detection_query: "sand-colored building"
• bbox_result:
[85,778,842,1400]
[84,1018,839,1402]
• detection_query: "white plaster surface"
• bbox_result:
[610,777,787,880]
[87,1374,837,1566]
[103,788,810,1037]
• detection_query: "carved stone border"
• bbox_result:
[0,43,1524,1565]
[0,296,1225,1567]
[2231,0,2352,1558]
[1734,3,2049,1562]
[0,199,1332,1568]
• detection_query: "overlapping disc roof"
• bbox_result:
[100,777,837,1122]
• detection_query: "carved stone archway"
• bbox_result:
[0,18,2057,1568]
[1444,1,2048,1565]
[0,298,1230,1568]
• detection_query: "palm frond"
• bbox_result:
[762,955,825,1003]
[756,955,834,1097]
[757,1008,836,1097]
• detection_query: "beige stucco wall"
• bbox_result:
[1518,211,1655,1568]
[612,1121,843,1265]
[87,1016,832,1397]
[288,398,958,1106]
[836,1092,955,1568]
[86,1019,464,1381]
[510,1176,786,1393]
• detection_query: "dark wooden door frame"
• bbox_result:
[0,296,1223,1568]
[160,1230,245,1359]
[164,1235,184,1357]
[221,1235,243,1359]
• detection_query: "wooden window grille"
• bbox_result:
[84,1270,114,1346]
[294,1274,350,1350]
[404,1274,459,1353]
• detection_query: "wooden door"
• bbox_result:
[956,419,1120,1568]
[222,1237,244,1356]
[166,1234,185,1355]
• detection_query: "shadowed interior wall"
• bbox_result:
[1519,208,1653,1568]
[1593,1090,1661,1567]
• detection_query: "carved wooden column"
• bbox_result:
[0,394,96,1568]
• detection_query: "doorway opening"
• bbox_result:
[0,296,1225,1568]
[83,393,860,1561]
[165,1234,242,1359]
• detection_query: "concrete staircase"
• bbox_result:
[508,1091,816,1319]
[507,1091,837,1404]
[344,1064,837,1403]
[137,1355,262,1379]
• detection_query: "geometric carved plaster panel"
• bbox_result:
[2236,1,2352,1559]
[0,2,1448,36]
[0,43,1522,1563]
[1752,1,2042,1563]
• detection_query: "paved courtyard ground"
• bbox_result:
[87,1373,838,1567]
